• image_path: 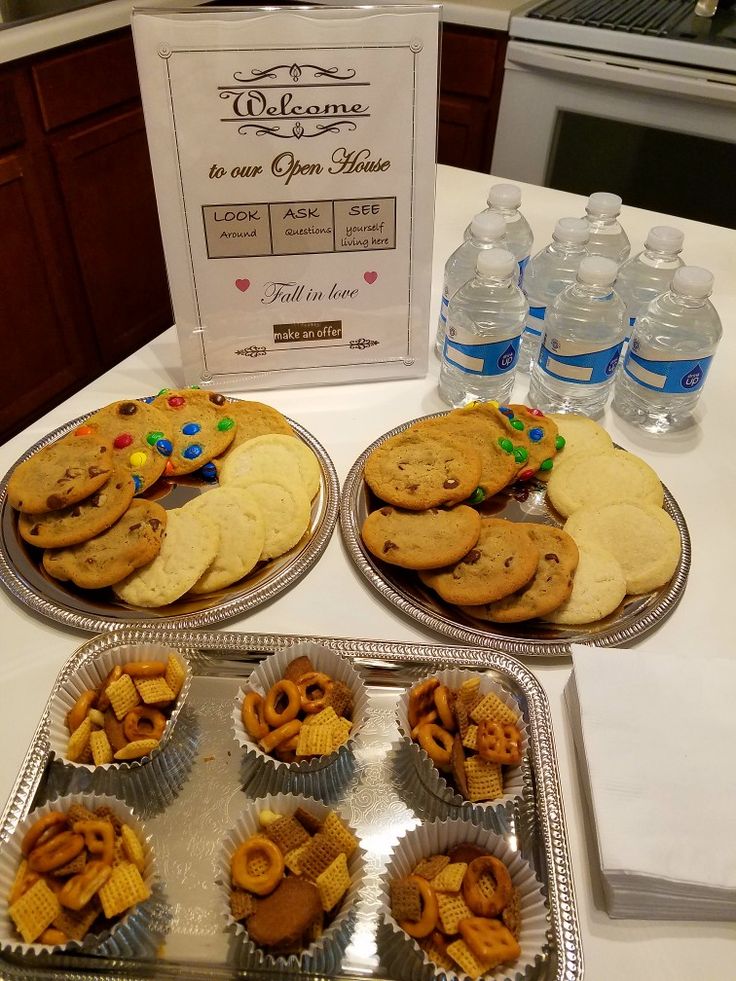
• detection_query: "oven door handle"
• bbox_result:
[506,41,736,105]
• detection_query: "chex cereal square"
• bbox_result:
[321,811,357,858]
[134,676,175,706]
[446,938,494,978]
[106,674,140,720]
[296,723,333,757]
[469,691,518,727]
[299,832,342,881]
[230,889,256,921]
[436,891,474,935]
[98,861,150,919]
[53,900,100,942]
[120,825,146,871]
[66,717,92,763]
[413,854,449,881]
[90,729,113,766]
[315,852,350,911]
[264,815,309,855]
[164,654,186,696]
[462,724,479,751]
[464,755,504,801]
[430,861,467,893]
[390,879,422,922]
[9,878,61,943]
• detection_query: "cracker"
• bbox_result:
[446,937,494,979]
[462,724,479,751]
[66,717,92,763]
[114,738,158,760]
[98,861,150,919]
[293,807,322,836]
[296,723,334,758]
[413,854,449,881]
[230,889,257,921]
[89,729,113,766]
[469,691,518,727]
[106,674,140,720]
[120,825,146,872]
[315,852,350,911]
[299,832,342,881]
[430,861,467,894]
[134,676,175,706]
[263,815,310,855]
[436,890,474,935]
[53,899,100,941]
[321,812,358,858]
[464,755,504,801]
[9,878,61,943]
[390,879,422,922]
[164,654,187,696]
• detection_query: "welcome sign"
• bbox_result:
[132,5,439,390]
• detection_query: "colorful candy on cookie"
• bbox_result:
[151,388,237,476]
[7,802,150,946]
[241,655,353,762]
[228,805,357,954]
[63,653,187,764]
[406,676,523,803]
[389,843,521,978]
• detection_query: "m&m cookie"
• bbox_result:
[152,389,237,476]
[83,400,174,493]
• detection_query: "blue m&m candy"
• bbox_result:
[132,475,143,493]
[183,444,202,460]
[529,427,544,442]
[182,422,201,436]
[200,462,217,482]
[499,406,514,418]
[155,438,173,457]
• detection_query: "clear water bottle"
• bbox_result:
[612,266,722,432]
[435,212,509,357]
[528,256,627,418]
[439,249,527,407]
[464,183,534,284]
[615,225,685,336]
[583,192,631,265]
[519,217,589,374]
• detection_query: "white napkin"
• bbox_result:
[566,644,736,919]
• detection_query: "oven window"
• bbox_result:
[547,112,736,229]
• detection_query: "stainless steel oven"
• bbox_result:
[491,0,736,227]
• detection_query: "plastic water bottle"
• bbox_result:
[439,249,527,407]
[465,183,534,284]
[612,266,722,432]
[615,226,685,336]
[583,192,631,264]
[518,217,589,374]
[435,212,509,357]
[528,256,627,418]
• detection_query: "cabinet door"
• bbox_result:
[0,150,97,440]
[51,107,172,368]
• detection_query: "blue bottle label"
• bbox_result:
[439,287,450,326]
[443,332,520,377]
[524,305,545,338]
[623,348,714,394]
[538,338,623,385]
[518,255,530,287]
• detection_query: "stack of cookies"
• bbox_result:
[361,404,683,626]
[8,391,320,608]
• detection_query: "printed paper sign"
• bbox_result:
[133,5,439,390]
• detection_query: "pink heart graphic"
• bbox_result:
[235,278,250,292]
[363,271,378,285]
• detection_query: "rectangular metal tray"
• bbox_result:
[0,629,583,980]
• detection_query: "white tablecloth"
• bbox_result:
[1,165,735,977]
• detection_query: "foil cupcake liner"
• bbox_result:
[396,668,528,823]
[379,818,548,981]
[0,792,156,957]
[232,641,368,789]
[218,791,366,973]
[48,643,192,774]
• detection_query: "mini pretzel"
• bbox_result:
[21,812,67,856]
[231,835,284,895]
[410,709,438,739]
[123,706,167,743]
[477,720,522,765]
[59,859,112,911]
[462,855,513,917]
[433,685,456,731]
[259,718,301,754]
[67,690,98,733]
[73,820,115,865]
[408,678,440,729]
[415,722,455,769]
[122,661,166,678]
[398,874,438,938]
[459,916,521,967]
[297,672,333,714]
[241,691,269,740]
[263,679,301,727]
[28,831,85,873]
[96,666,122,712]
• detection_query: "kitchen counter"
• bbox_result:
[1,165,735,978]
[0,0,527,64]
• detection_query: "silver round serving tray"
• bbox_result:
[340,412,691,658]
[0,404,339,633]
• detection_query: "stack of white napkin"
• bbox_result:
[565,643,736,920]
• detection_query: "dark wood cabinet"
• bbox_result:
[438,24,507,173]
[0,30,171,445]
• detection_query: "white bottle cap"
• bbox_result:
[470,211,507,242]
[487,183,521,209]
[553,217,589,245]
[672,265,713,298]
[577,255,618,287]
[586,192,622,217]
[476,248,516,279]
[645,225,684,253]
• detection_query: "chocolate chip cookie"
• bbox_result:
[7,435,113,514]
[361,504,482,570]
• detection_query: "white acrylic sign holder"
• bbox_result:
[132,5,440,391]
